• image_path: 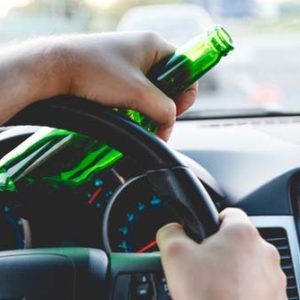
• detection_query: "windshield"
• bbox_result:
[1,0,300,118]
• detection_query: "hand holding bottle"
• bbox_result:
[0,32,198,140]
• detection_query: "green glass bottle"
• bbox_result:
[118,25,234,131]
[0,25,234,191]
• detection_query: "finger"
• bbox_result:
[156,223,197,255]
[175,82,199,116]
[156,125,174,141]
[219,208,260,240]
[143,32,176,70]
[133,31,175,73]
[152,40,175,65]
[128,75,176,141]
[127,33,177,140]
[219,208,253,229]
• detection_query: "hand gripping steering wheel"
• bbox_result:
[1,95,219,300]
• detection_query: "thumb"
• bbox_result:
[156,223,197,296]
[156,223,197,259]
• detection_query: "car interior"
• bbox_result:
[0,0,299,300]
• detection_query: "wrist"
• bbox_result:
[10,38,72,102]
[25,38,72,102]
[0,38,73,124]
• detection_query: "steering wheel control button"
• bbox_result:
[136,282,152,298]
[154,275,171,300]
[130,273,154,300]
[161,277,169,294]
[135,274,151,284]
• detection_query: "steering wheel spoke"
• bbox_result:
[0,247,108,300]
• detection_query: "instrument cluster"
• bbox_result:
[0,127,178,253]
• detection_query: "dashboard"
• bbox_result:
[0,115,300,299]
[170,116,300,300]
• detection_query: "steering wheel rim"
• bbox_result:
[6,96,179,169]
[2,95,220,299]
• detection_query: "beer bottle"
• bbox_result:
[118,25,234,131]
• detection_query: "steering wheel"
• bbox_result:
[1,95,219,300]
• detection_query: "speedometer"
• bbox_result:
[103,175,177,253]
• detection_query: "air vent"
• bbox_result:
[259,228,299,300]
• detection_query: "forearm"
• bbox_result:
[0,39,69,124]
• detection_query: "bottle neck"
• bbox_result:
[147,25,234,99]
[209,25,234,55]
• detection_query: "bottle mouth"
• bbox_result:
[211,25,234,55]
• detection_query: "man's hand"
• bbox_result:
[0,32,197,140]
[157,208,287,300]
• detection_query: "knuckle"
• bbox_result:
[272,269,288,297]
[279,270,287,289]
[163,238,191,258]
[163,101,176,125]
[139,31,170,55]
[143,31,163,44]
[264,242,281,264]
[222,207,248,218]
[129,78,148,103]
[229,223,259,242]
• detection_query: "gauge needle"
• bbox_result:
[137,240,157,253]
[88,187,102,205]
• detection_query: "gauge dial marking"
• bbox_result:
[88,187,102,205]
[150,196,161,206]
[127,213,135,222]
[119,226,129,235]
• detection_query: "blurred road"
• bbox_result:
[196,32,300,113]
